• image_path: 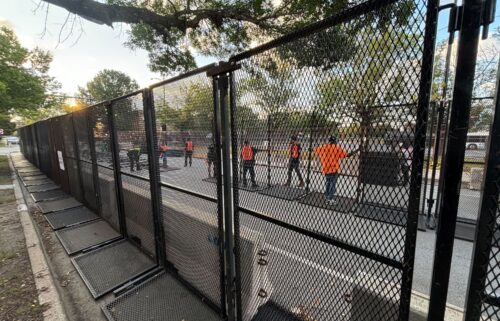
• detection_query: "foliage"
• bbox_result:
[78,69,139,103]
[0,26,66,126]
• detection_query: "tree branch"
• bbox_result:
[41,0,283,33]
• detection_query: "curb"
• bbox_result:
[8,155,68,321]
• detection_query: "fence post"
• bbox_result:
[211,76,228,318]
[86,108,102,214]
[106,102,128,237]
[463,60,500,321]
[427,0,485,318]
[216,71,237,321]
[71,114,86,203]
[142,88,166,267]
[399,0,440,318]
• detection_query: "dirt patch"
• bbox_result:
[0,196,46,321]
[0,155,11,185]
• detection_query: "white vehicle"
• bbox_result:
[466,132,489,150]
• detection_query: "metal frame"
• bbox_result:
[463,59,500,321]
[428,0,486,318]
[107,102,128,236]
[142,88,167,267]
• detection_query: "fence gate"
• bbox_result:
[464,64,500,321]
[219,0,438,320]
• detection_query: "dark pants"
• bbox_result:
[242,161,256,185]
[127,150,141,171]
[325,173,339,201]
[287,159,303,184]
[207,159,215,177]
[162,153,168,167]
[185,151,193,166]
[401,164,410,185]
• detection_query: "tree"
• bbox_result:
[0,27,45,115]
[39,0,414,74]
[78,69,139,103]
[0,26,66,126]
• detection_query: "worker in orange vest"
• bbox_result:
[285,135,304,188]
[159,141,168,167]
[241,140,258,187]
[314,136,358,205]
[184,137,193,167]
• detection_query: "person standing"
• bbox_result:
[184,137,193,167]
[159,141,168,167]
[127,141,142,172]
[285,135,305,188]
[207,143,216,178]
[314,136,357,205]
[400,141,413,186]
[241,140,258,187]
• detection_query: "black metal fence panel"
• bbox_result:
[73,109,99,212]
[88,104,121,232]
[61,114,84,202]
[111,92,156,259]
[228,0,435,319]
[151,69,225,312]
[35,121,52,176]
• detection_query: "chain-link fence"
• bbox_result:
[15,0,500,319]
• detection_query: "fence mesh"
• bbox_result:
[230,0,430,319]
[151,70,224,310]
[111,92,156,259]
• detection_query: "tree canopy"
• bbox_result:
[78,69,139,103]
[0,26,65,126]
[40,0,414,74]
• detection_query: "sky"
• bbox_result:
[0,1,498,96]
[0,0,215,95]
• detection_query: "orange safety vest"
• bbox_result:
[242,145,254,161]
[290,143,300,159]
[185,141,193,152]
[314,144,348,174]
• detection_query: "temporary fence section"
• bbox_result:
[150,66,226,315]
[227,0,437,320]
[463,66,500,321]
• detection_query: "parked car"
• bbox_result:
[5,136,19,145]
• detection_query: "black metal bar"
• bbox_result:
[107,103,128,237]
[464,59,500,321]
[212,76,227,318]
[70,114,86,203]
[238,206,403,269]
[267,114,272,187]
[142,88,167,268]
[228,72,242,321]
[420,101,436,228]
[399,0,440,318]
[219,73,236,321]
[152,64,216,89]
[426,102,445,228]
[435,100,452,221]
[428,0,484,317]
[86,107,102,214]
[159,181,217,203]
[306,111,314,193]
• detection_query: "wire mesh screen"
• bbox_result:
[35,121,52,176]
[30,125,40,168]
[49,117,71,193]
[73,109,98,212]
[151,70,224,310]
[88,104,121,232]
[229,0,431,319]
[61,114,84,202]
[112,93,156,259]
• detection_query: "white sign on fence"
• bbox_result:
[57,150,65,170]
